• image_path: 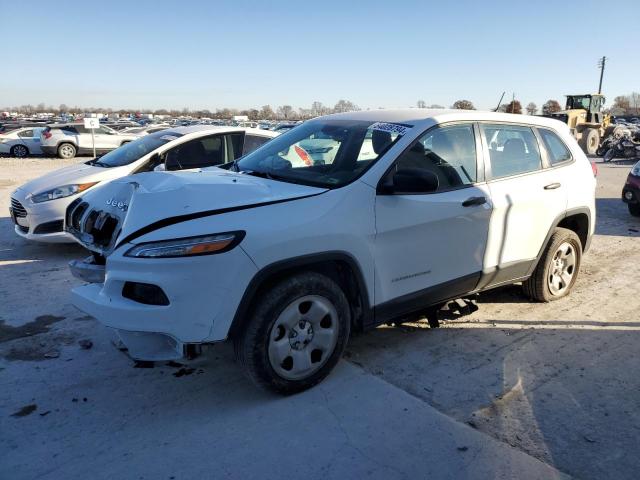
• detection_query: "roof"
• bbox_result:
[320,108,570,130]
[162,125,279,137]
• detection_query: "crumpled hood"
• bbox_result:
[17,162,105,195]
[73,168,327,251]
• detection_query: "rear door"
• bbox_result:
[479,123,568,278]
[374,123,492,313]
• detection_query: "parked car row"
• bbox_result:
[9,126,281,242]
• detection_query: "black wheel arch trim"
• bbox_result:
[525,206,592,278]
[228,251,372,338]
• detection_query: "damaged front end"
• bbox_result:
[65,180,138,283]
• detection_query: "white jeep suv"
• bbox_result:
[67,110,596,394]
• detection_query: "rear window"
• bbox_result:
[60,125,80,134]
[481,124,542,179]
[539,129,572,165]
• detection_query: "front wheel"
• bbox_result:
[234,272,351,394]
[523,227,582,302]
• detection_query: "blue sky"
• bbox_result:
[1,0,637,111]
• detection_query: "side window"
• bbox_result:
[242,135,270,155]
[165,136,222,170]
[481,124,542,179]
[539,129,572,165]
[18,129,33,138]
[392,124,477,191]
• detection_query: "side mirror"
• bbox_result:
[379,168,439,194]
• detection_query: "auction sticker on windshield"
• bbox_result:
[370,122,411,136]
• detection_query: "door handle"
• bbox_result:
[462,196,487,207]
[544,182,561,190]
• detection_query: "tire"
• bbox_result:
[10,144,29,158]
[57,143,77,159]
[629,203,640,217]
[234,271,351,394]
[603,148,615,163]
[579,128,600,155]
[523,227,582,302]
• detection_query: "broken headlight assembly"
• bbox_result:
[124,231,245,258]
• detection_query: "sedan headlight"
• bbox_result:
[30,182,98,203]
[124,232,245,258]
[632,161,640,177]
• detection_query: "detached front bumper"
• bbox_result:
[70,245,258,361]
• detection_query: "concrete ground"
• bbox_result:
[0,156,638,479]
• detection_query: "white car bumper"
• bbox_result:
[10,188,78,243]
[71,245,258,361]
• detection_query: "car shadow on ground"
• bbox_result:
[347,318,640,480]
[0,216,86,263]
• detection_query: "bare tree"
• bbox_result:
[504,100,522,114]
[333,99,359,113]
[259,105,275,120]
[451,100,475,110]
[58,104,68,113]
[416,100,427,108]
[613,95,630,112]
[542,100,562,115]
[277,105,294,120]
[526,102,538,115]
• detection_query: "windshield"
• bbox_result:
[95,131,183,167]
[235,119,406,188]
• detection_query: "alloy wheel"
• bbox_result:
[548,241,576,296]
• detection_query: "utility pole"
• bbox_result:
[597,56,607,94]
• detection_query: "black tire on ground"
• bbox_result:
[629,203,640,217]
[57,143,77,159]
[579,128,600,155]
[234,271,351,394]
[523,227,582,302]
[10,144,29,157]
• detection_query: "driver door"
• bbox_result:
[373,123,492,315]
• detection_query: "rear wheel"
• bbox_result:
[234,272,350,394]
[579,128,600,155]
[629,203,640,217]
[57,143,77,159]
[10,144,29,157]
[523,227,582,302]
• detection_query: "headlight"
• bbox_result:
[632,161,640,177]
[30,182,98,203]
[124,232,245,258]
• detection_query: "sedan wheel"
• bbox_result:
[11,145,29,157]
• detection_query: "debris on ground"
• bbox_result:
[133,360,154,368]
[78,339,93,350]
[11,404,37,417]
[173,367,195,377]
[39,410,51,417]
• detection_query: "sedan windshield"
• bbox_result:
[234,119,406,188]
[94,131,183,168]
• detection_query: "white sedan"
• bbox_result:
[10,126,279,243]
[0,127,45,157]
